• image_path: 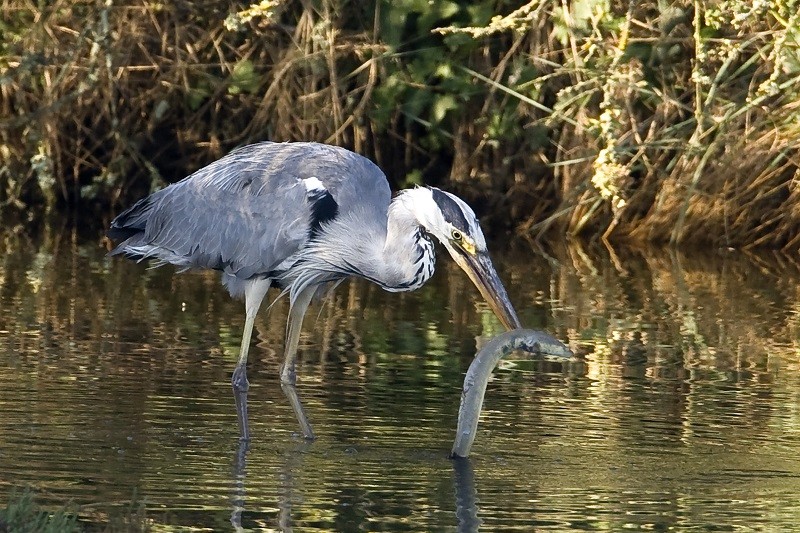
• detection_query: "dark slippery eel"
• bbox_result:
[451,328,573,458]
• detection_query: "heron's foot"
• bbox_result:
[280,382,315,440]
[232,365,251,441]
[231,364,250,393]
[234,388,251,441]
[234,437,250,468]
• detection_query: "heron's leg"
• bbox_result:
[232,312,256,440]
[280,286,316,439]
[232,279,270,441]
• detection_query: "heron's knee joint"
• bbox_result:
[231,367,250,392]
[279,364,296,386]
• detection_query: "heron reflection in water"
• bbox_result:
[108,141,521,440]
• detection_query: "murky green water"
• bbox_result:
[1,227,799,531]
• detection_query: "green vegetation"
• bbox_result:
[0,489,79,532]
[2,1,800,248]
[0,488,155,532]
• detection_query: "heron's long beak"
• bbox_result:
[451,250,521,330]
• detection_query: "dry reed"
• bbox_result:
[2,0,800,251]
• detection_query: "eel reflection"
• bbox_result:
[451,329,573,458]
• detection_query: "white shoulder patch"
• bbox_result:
[302,176,326,193]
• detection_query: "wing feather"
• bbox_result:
[109,141,391,283]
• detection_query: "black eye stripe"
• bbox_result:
[430,188,470,233]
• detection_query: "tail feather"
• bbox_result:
[108,196,154,241]
[107,196,155,257]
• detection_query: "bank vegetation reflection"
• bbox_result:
[1,226,799,529]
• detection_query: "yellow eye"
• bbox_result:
[451,229,463,242]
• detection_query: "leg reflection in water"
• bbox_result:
[230,439,250,531]
[229,438,312,531]
[231,444,485,532]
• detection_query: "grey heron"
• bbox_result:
[108,141,521,440]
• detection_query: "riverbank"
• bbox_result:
[3,1,799,248]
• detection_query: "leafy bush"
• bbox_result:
[2,0,799,248]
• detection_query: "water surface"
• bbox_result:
[1,227,799,530]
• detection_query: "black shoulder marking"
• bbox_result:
[430,187,469,232]
[308,188,339,238]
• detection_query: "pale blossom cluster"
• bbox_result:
[224,0,284,32]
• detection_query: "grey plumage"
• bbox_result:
[110,141,391,297]
[109,140,520,441]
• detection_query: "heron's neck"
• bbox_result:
[372,194,436,292]
[293,190,436,293]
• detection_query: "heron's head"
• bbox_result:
[400,187,521,330]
